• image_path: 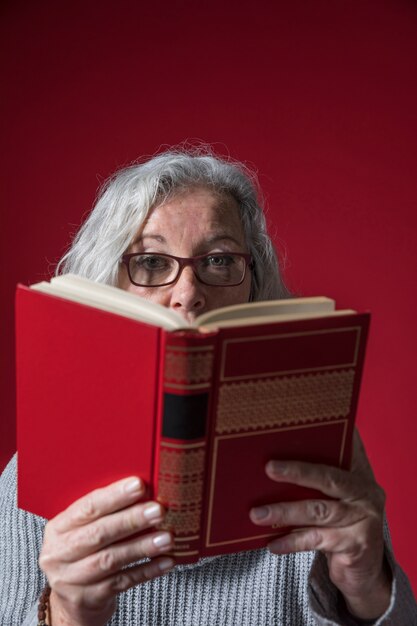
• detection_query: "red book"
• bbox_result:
[15,275,370,563]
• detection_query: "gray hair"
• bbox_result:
[57,148,290,301]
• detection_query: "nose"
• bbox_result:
[169,266,206,320]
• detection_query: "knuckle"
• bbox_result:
[77,495,98,522]
[46,571,66,591]
[307,528,323,550]
[121,515,136,535]
[38,551,52,573]
[97,549,116,573]
[111,571,131,593]
[63,529,83,556]
[308,500,330,523]
[326,473,342,492]
[123,507,141,533]
[341,542,366,565]
[85,522,106,548]
[39,541,63,573]
[326,469,350,495]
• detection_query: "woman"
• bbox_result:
[1,148,416,625]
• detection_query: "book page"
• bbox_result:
[194,296,336,327]
[200,309,356,330]
[31,275,185,330]
[30,275,348,331]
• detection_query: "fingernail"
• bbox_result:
[153,532,172,549]
[158,557,175,572]
[267,461,288,475]
[267,538,288,553]
[251,506,270,521]
[143,502,163,521]
[125,478,142,493]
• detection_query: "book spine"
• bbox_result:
[154,330,217,563]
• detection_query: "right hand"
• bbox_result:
[39,476,175,626]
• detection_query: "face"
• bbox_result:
[118,187,252,323]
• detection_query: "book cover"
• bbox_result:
[15,284,369,563]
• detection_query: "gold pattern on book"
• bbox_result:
[160,507,202,536]
[158,476,204,504]
[157,447,205,534]
[159,447,205,474]
[216,369,355,434]
[165,349,214,384]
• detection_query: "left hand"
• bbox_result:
[249,430,392,620]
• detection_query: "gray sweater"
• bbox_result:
[1,455,416,626]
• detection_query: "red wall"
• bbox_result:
[1,0,416,596]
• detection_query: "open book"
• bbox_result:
[31,274,355,329]
[16,275,369,563]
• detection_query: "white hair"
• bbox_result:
[57,147,290,301]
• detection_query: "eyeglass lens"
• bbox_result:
[128,254,246,286]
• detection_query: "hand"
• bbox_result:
[39,476,175,626]
[249,430,392,620]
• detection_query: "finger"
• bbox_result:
[249,498,367,528]
[265,460,364,500]
[44,501,166,563]
[53,556,176,609]
[57,531,175,585]
[53,477,146,532]
[267,525,362,556]
[94,556,176,601]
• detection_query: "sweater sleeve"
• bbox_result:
[0,454,47,625]
[307,543,417,625]
[21,603,39,626]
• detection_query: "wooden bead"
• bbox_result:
[37,583,51,626]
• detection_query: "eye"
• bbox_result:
[205,254,235,268]
[135,255,171,271]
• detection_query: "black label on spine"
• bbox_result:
[162,393,208,439]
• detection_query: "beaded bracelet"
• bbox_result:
[37,583,51,626]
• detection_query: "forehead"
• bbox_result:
[141,187,245,239]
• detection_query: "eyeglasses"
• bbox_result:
[120,252,253,287]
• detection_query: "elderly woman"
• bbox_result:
[1,148,416,626]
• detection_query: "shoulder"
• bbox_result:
[0,452,18,505]
[0,451,47,546]
[0,453,47,622]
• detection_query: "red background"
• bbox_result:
[1,0,416,596]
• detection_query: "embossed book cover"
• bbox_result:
[16,275,369,563]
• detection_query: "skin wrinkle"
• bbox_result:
[310,501,330,523]
[77,496,98,524]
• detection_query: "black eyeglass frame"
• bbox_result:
[120,252,254,287]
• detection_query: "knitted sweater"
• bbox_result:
[1,455,416,626]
